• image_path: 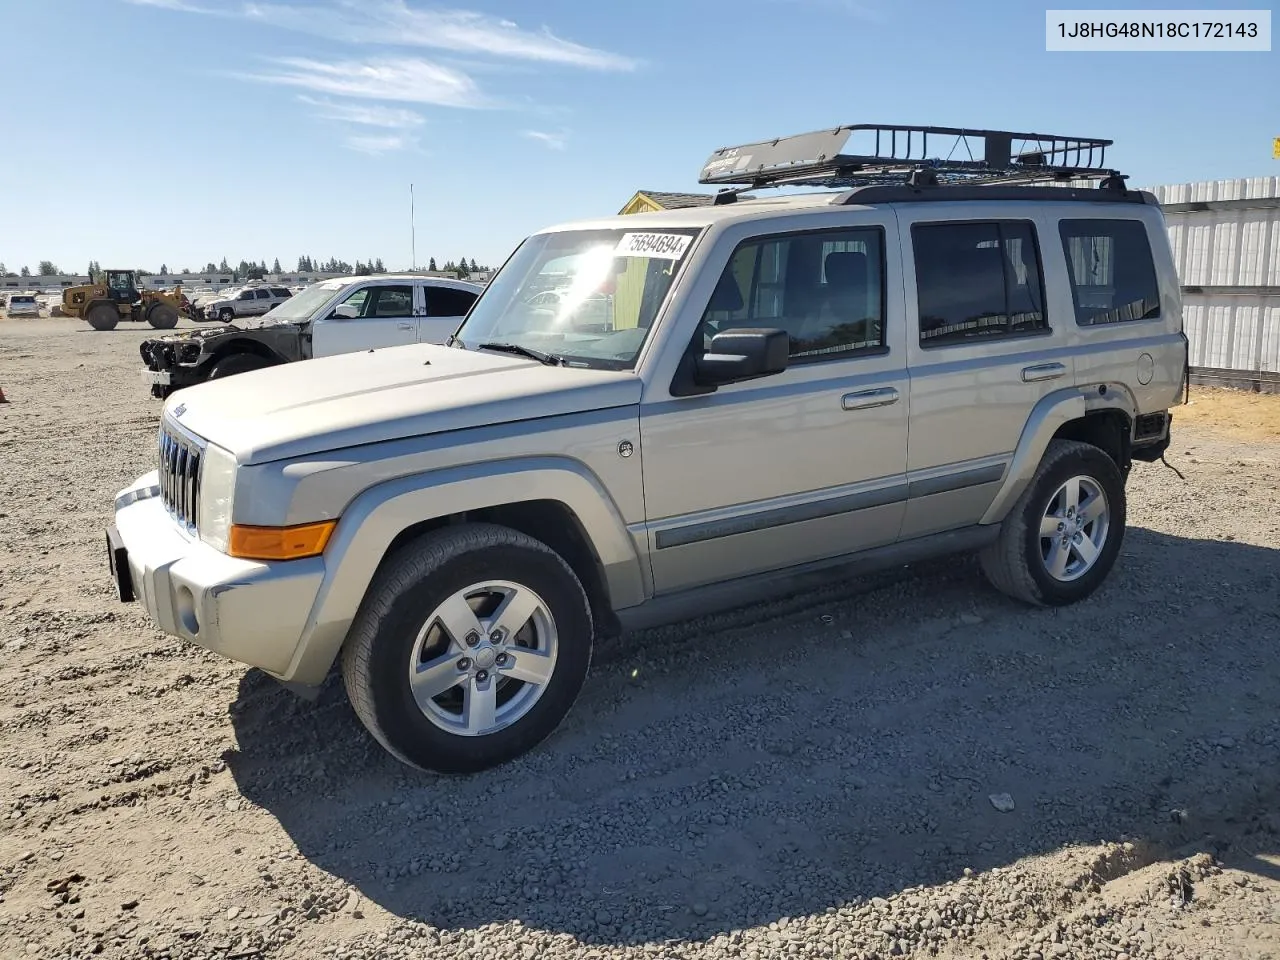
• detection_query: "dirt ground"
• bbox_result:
[2,316,1279,960]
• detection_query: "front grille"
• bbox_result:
[158,421,204,531]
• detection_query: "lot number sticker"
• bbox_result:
[614,232,692,260]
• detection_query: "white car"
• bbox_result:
[138,274,484,397]
[4,293,41,318]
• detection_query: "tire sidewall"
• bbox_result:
[364,543,592,773]
[209,354,269,378]
[1021,445,1127,605]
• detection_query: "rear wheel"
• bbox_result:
[979,439,1126,606]
[147,303,179,329]
[86,303,119,331]
[341,523,594,774]
[208,353,273,379]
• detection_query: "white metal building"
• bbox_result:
[1143,176,1280,392]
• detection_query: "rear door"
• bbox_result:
[253,289,274,315]
[898,207,1074,540]
[418,283,479,343]
[310,283,420,356]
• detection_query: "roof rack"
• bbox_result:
[698,124,1128,205]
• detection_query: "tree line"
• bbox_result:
[4,255,496,283]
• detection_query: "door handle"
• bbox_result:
[841,387,899,411]
[1021,362,1066,383]
[397,322,414,330]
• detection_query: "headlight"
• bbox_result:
[197,442,237,553]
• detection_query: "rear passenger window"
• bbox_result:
[912,221,1048,347]
[695,227,886,361]
[425,287,478,317]
[1058,219,1161,326]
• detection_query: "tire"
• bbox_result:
[341,523,594,774]
[218,308,235,323]
[979,439,1126,607]
[147,303,179,329]
[207,353,273,379]
[86,303,119,331]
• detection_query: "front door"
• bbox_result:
[311,283,420,357]
[898,209,1075,540]
[640,220,910,594]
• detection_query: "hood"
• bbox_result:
[165,343,642,465]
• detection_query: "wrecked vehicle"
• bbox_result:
[138,274,483,397]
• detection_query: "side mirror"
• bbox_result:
[693,328,789,387]
[331,303,359,320]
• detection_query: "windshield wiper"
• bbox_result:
[476,341,567,366]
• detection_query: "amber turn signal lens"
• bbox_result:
[228,521,336,561]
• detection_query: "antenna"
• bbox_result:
[410,183,416,271]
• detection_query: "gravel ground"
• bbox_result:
[2,316,1279,960]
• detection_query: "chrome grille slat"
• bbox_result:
[157,420,205,533]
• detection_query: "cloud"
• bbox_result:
[123,0,214,11]
[235,57,488,108]
[522,130,567,151]
[298,95,424,129]
[344,133,413,155]
[240,0,639,71]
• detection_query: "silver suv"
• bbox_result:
[104,124,1187,774]
[198,283,294,322]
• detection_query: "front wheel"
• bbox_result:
[147,303,179,329]
[341,523,594,773]
[207,353,273,379]
[218,308,235,323]
[979,439,1126,607]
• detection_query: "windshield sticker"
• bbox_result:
[614,232,693,260]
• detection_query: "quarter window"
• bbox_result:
[912,221,1048,347]
[1058,219,1161,326]
[695,227,885,361]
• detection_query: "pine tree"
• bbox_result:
[160,263,169,276]
[20,265,31,277]
[272,257,282,274]
[469,258,478,273]
[428,257,437,271]
[374,258,385,273]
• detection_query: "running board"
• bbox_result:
[617,524,999,634]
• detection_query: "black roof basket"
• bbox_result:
[699,124,1127,204]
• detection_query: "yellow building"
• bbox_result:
[618,190,715,215]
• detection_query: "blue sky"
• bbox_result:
[0,0,1275,275]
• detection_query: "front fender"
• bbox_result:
[281,457,645,686]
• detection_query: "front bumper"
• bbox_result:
[109,471,325,680]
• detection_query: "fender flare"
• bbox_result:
[979,384,1140,526]
[281,456,646,686]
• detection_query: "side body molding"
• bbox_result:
[979,390,1087,526]
[283,457,646,686]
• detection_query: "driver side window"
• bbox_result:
[335,288,370,316]
[694,227,886,362]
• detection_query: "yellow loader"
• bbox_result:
[62,269,190,331]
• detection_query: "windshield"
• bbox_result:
[259,283,342,321]
[452,227,702,369]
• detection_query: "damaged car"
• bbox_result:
[138,274,483,398]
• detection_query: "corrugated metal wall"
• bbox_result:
[1142,176,1280,386]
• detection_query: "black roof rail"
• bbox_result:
[699,124,1127,204]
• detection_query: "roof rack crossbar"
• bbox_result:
[700,124,1122,202]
